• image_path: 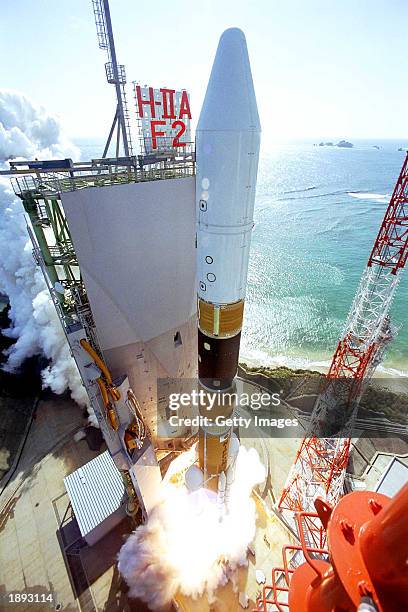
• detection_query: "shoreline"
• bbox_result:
[240,358,408,391]
[238,361,408,422]
[240,350,408,379]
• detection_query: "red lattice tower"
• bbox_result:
[277,153,408,541]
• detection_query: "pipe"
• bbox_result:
[96,376,109,406]
[96,377,119,431]
[127,389,152,441]
[80,338,121,401]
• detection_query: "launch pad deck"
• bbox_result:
[1,393,407,611]
[0,394,301,611]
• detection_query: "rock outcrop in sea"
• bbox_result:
[337,140,353,148]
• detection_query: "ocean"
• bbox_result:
[74,138,408,376]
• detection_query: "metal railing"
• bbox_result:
[10,155,195,199]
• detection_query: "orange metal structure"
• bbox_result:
[254,483,408,611]
[80,338,122,430]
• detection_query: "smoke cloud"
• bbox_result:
[118,446,265,609]
[0,90,77,161]
[0,90,95,421]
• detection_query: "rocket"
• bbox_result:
[186,28,261,499]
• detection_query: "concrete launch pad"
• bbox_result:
[1,391,407,611]
[0,397,94,609]
[0,391,300,612]
[0,397,131,611]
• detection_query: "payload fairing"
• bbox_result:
[187,28,261,498]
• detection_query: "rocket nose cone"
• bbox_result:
[219,27,246,42]
[197,28,261,133]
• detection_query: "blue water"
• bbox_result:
[74,138,408,374]
[243,140,408,374]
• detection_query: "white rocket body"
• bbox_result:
[196,28,261,305]
[187,28,261,506]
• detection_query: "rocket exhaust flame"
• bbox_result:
[118,445,265,610]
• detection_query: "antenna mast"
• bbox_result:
[92,0,133,157]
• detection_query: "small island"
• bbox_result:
[316,140,354,148]
[337,140,353,148]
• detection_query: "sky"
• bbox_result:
[1,0,407,148]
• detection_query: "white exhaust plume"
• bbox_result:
[118,446,266,610]
[0,90,77,161]
[74,429,87,443]
[0,90,96,423]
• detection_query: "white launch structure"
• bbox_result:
[18,161,197,520]
[61,177,197,443]
[4,0,198,520]
[0,0,202,525]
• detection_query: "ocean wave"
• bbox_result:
[315,223,340,236]
[278,189,391,203]
[240,348,331,373]
[347,192,390,203]
[276,189,347,202]
[375,364,408,378]
[284,186,317,195]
